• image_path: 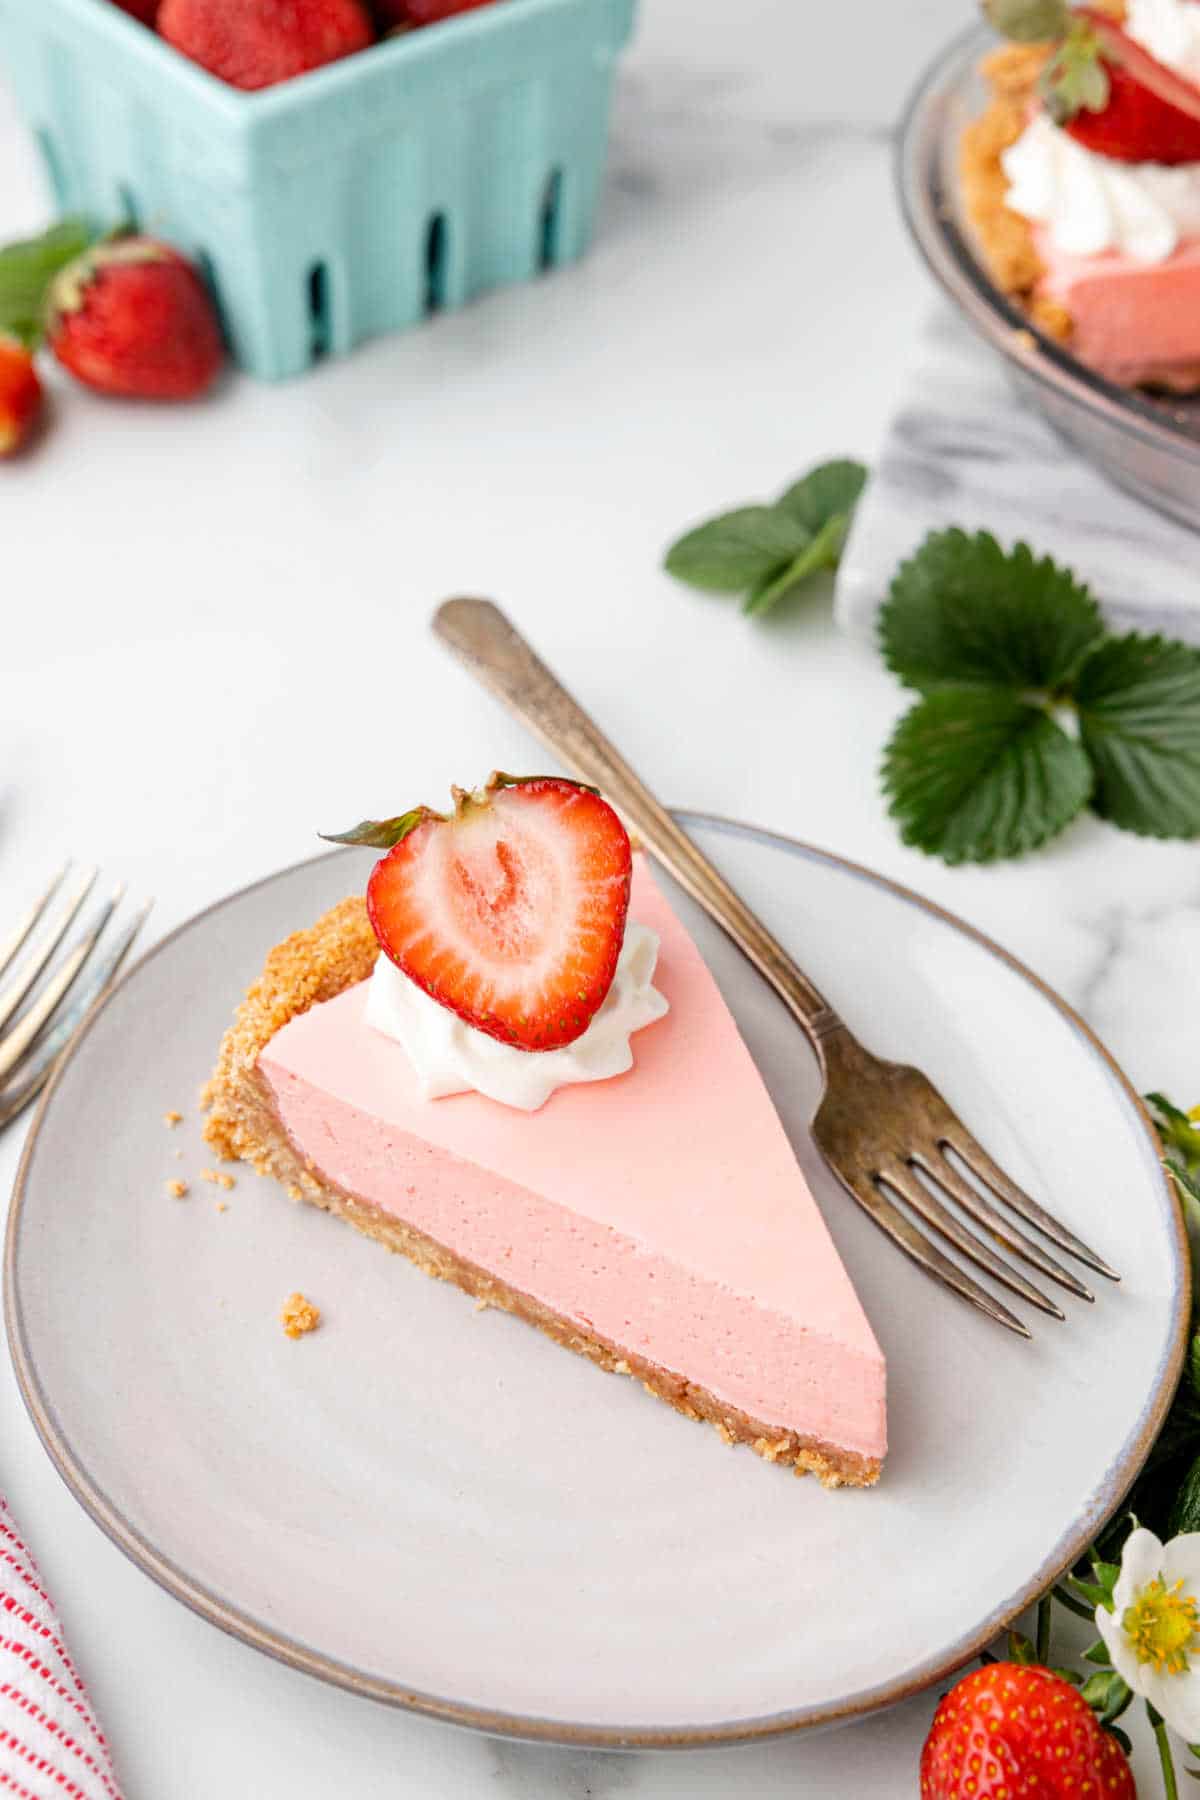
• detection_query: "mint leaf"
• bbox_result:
[0,219,92,348]
[881,531,1105,694]
[776,458,867,534]
[663,458,867,607]
[1074,634,1200,838]
[882,686,1093,864]
[742,515,847,616]
[663,506,810,595]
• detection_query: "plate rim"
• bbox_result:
[5,815,1189,1750]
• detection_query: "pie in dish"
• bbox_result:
[962,2,1200,390]
[203,776,886,1487]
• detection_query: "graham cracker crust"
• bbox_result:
[203,898,881,1491]
[959,43,1075,343]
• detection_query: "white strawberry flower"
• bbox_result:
[1096,1526,1200,1739]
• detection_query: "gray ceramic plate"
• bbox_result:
[899,23,1200,531]
[5,819,1187,1747]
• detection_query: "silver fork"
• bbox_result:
[433,597,1117,1338]
[0,865,152,1131]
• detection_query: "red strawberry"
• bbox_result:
[112,0,160,24]
[376,0,497,27]
[46,238,223,401]
[0,336,42,458]
[1064,15,1200,162]
[158,0,375,90]
[339,774,633,1052]
[920,1663,1137,1799]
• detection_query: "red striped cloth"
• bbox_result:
[0,1499,123,1800]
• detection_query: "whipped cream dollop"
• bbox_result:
[365,922,669,1113]
[1127,0,1200,81]
[1001,112,1200,262]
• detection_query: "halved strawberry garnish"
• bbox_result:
[1061,13,1200,163]
[325,774,632,1052]
[990,0,1200,163]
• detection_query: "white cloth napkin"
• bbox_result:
[0,1496,123,1800]
[836,319,1200,647]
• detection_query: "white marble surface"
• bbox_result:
[839,317,1200,645]
[1,0,1197,1793]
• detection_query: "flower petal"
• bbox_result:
[1162,1533,1200,1594]
[1112,1526,1165,1612]
[1096,1603,1144,1696]
[1142,1664,1200,1741]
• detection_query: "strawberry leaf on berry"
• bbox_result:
[321,809,433,850]
[1040,18,1111,124]
[344,773,633,1053]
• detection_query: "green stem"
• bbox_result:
[1156,1715,1180,1800]
[1036,1593,1052,1664]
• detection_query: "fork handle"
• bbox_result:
[433,598,847,1065]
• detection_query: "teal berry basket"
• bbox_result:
[0,0,636,379]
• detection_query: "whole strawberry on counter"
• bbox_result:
[0,224,223,414]
[921,1661,1137,1798]
[0,336,42,458]
[45,239,223,400]
[158,0,375,89]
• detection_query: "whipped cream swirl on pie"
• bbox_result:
[1127,0,1200,82]
[1001,111,1200,262]
[365,921,669,1112]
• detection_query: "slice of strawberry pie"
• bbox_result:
[204,775,886,1487]
[962,0,1200,389]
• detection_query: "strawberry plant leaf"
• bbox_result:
[663,506,811,595]
[1074,634,1200,838]
[1169,1449,1200,1537]
[1146,1092,1200,1166]
[0,219,92,348]
[742,516,847,615]
[776,458,867,533]
[882,687,1093,864]
[880,530,1105,694]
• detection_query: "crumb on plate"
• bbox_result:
[164,1109,183,1127]
[280,1292,321,1339]
[165,1178,188,1199]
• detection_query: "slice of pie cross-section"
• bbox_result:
[204,859,886,1486]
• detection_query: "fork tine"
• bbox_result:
[0,863,70,979]
[913,1146,1095,1303]
[879,1160,1065,1320]
[0,898,151,1132]
[829,1164,1032,1338]
[0,864,97,1035]
[941,1121,1120,1282]
[0,886,124,1083]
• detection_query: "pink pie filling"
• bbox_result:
[260,864,886,1461]
[1035,226,1200,386]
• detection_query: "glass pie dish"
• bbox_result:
[897,22,1200,532]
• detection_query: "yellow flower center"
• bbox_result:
[1122,1577,1200,1675]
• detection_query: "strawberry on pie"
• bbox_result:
[962,0,1200,388]
[204,774,886,1488]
